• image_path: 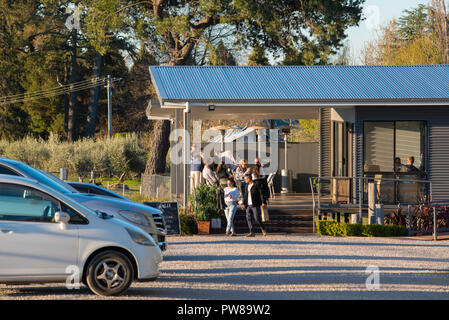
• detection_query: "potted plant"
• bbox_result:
[189,184,221,234]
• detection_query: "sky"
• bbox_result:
[346,0,429,64]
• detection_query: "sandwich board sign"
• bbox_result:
[143,201,181,236]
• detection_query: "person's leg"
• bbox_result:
[245,206,254,235]
[229,203,237,234]
[224,205,232,234]
[252,206,266,234]
[194,171,201,188]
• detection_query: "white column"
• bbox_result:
[183,102,191,209]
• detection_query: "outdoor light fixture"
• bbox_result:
[208,104,215,111]
[278,125,291,194]
[211,125,229,152]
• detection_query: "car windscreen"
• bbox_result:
[14,163,79,194]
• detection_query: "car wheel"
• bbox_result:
[86,251,134,296]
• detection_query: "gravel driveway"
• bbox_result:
[2,233,449,300]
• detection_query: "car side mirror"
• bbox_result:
[54,211,71,230]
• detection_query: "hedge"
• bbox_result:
[318,221,408,237]
[179,213,197,235]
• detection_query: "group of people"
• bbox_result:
[190,144,269,237]
[394,156,420,173]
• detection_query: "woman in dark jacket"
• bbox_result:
[252,165,270,203]
[216,161,229,188]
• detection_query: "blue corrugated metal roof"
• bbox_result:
[149,65,449,103]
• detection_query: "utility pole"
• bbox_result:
[107,75,112,139]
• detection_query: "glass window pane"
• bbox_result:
[0,184,61,222]
[395,121,426,172]
[364,122,394,172]
[0,165,19,176]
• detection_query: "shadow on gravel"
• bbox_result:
[162,265,441,274]
[0,285,92,298]
[155,271,449,287]
[168,238,449,249]
[123,270,449,300]
[125,286,449,300]
[163,254,449,264]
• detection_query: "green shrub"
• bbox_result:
[0,133,147,180]
[318,221,407,237]
[179,213,197,235]
[362,224,408,237]
[188,184,221,221]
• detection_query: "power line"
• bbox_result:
[0,77,121,105]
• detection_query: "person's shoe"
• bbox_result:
[262,229,267,237]
[230,232,235,237]
[246,232,255,237]
[225,232,230,236]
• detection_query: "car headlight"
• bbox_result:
[125,227,155,246]
[119,210,152,227]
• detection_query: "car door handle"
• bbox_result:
[0,229,14,234]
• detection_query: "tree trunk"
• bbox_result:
[145,120,171,174]
[84,51,102,138]
[67,30,78,142]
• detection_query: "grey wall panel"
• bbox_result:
[319,108,332,178]
[428,124,449,200]
[277,142,318,193]
[319,108,332,194]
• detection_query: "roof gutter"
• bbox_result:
[161,101,449,108]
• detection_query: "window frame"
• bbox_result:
[362,120,429,175]
[0,183,88,225]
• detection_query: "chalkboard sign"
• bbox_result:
[144,201,180,236]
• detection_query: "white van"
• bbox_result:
[0,175,162,296]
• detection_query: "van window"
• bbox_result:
[0,184,61,223]
[60,203,88,225]
[0,165,20,176]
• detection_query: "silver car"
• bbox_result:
[0,157,167,251]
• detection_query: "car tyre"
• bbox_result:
[86,250,134,296]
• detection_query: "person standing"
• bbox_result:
[240,174,267,237]
[406,156,420,172]
[394,157,407,173]
[234,159,251,196]
[252,165,270,203]
[202,158,218,186]
[224,178,239,237]
[216,160,229,188]
[190,144,203,191]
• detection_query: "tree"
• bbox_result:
[247,44,269,66]
[362,3,447,65]
[88,0,364,174]
[208,40,237,66]
[398,4,430,41]
[429,0,449,63]
[290,119,319,142]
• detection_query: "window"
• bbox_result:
[0,165,20,176]
[363,121,428,204]
[61,203,88,224]
[0,184,88,224]
[364,121,427,174]
[0,184,61,223]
